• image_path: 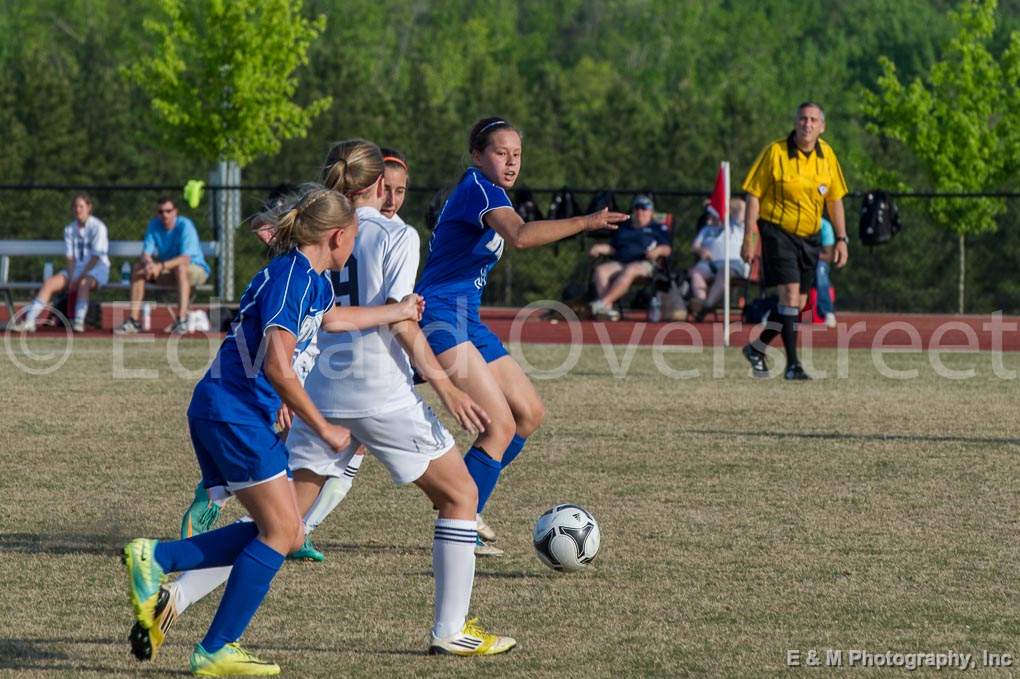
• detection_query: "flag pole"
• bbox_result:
[722,161,731,347]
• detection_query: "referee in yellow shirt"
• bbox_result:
[740,102,849,380]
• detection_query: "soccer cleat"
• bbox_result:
[8,318,36,332]
[474,535,504,557]
[589,300,620,321]
[742,344,769,378]
[122,538,166,630]
[181,483,222,539]
[825,313,837,329]
[169,319,189,335]
[190,642,280,676]
[476,514,497,542]
[784,363,812,381]
[287,534,325,562]
[129,583,178,661]
[115,317,141,334]
[73,318,86,333]
[428,617,517,656]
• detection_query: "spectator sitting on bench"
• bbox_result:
[116,196,210,335]
[13,193,110,333]
[589,194,672,320]
[689,197,750,321]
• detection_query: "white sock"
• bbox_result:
[172,515,253,613]
[303,457,362,532]
[431,518,477,640]
[25,298,45,322]
[207,484,231,507]
[173,566,232,613]
[74,299,88,323]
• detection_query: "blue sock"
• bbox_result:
[500,434,527,469]
[153,521,258,573]
[201,539,285,654]
[464,446,502,513]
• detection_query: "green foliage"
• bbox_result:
[862,0,1020,236]
[127,0,331,166]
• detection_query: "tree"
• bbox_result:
[127,0,331,298]
[861,0,1020,313]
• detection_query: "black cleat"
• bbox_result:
[742,344,769,378]
[784,363,811,381]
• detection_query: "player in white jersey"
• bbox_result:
[12,193,110,333]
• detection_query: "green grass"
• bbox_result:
[2,338,1020,677]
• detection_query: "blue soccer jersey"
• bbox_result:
[415,167,514,307]
[188,249,335,426]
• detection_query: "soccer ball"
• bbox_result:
[532,504,601,572]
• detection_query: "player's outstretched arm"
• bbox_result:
[264,327,350,451]
[321,293,423,332]
[485,206,628,250]
[389,318,490,434]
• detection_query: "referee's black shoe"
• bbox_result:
[784,363,811,381]
[742,344,769,378]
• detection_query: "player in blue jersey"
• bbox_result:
[121,185,368,677]
[131,142,512,660]
[416,117,628,554]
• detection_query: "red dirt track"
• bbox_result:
[4,304,1019,352]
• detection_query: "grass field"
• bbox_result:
[2,337,1020,677]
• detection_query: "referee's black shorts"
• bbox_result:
[759,220,821,291]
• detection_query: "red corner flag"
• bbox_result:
[708,164,727,221]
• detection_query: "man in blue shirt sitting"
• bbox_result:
[117,196,210,334]
[588,195,672,320]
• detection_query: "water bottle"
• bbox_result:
[43,261,53,281]
[142,303,152,331]
[648,295,662,323]
[121,262,131,285]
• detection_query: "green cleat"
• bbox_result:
[190,642,280,676]
[181,483,222,539]
[122,538,166,630]
[287,534,325,562]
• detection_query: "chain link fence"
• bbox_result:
[2,186,1018,315]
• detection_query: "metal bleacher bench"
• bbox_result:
[0,239,219,320]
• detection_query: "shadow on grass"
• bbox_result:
[312,541,430,555]
[685,428,1020,447]
[405,569,546,580]
[0,638,189,674]
[0,532,130,556]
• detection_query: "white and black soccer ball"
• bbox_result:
[532,504,601,572]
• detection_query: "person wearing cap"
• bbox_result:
[589,194,672,320]
[740,102,849,379]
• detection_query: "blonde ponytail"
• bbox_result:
[321,140,384,197]
[256,184,355,255]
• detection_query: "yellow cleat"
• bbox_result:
[122,538,165,630]
[428,617,517,656]
[190,642,280,677]
[130,583,178,661]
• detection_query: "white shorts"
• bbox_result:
[61,262,110,287]
[287,397,455,485]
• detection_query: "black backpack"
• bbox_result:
[50,292,101,329]
[513,186,544,222]
[547,187,580,220]
[859,190,902,246]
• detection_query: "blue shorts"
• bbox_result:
[189,417,291,492]
[420,301,508,363]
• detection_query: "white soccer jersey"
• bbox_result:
[64,216,110,267]
[304,206,421,418]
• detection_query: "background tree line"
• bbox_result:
[2,0,1019,312]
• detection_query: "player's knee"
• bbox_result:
[482,420,515,455]
[516,399,546,437]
